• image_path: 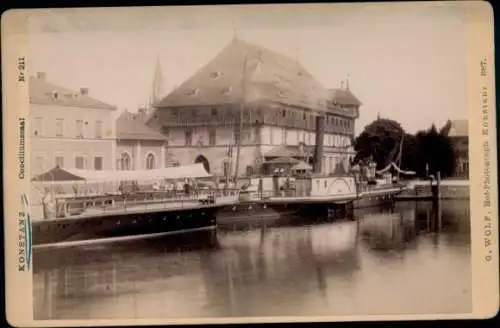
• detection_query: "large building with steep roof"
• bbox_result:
[146,38,361,177]
[29,72,117,175]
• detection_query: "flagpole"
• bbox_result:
[233,53,248,182]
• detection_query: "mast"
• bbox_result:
[397,129,404,179]
[233,52,248,181]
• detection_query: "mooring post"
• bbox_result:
[436,171,442,230]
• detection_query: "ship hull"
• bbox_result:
[32,205,219,246]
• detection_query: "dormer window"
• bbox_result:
[222,86,232,95]
[210,71,222,80]
[275,75,290,85]
[188,88,199,96]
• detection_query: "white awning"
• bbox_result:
[36,163,211,183]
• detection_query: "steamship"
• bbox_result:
[217,114,414,227]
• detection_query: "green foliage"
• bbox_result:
[355,119,457,178]
[353,118,404,169]
[414,124,456,178]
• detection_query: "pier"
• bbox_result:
[395,178,469,201]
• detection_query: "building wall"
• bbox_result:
[151,100,357,177]
[29,103,115,175]
[166,145,261,176]
[152,101,357,137]
[452,136,469,178]
[116,139,165,170]
[259,126,351,147]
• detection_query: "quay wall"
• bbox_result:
[398,180,469,200]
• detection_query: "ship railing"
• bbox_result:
[52,188,241,218]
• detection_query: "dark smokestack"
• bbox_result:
[313,114,325,173]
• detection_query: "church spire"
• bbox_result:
[231,19,239,41]
[150,55,165,107]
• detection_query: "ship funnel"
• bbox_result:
[313,114,325,173]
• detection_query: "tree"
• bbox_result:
[413,124,456,178]
[354,118,404,169]
[400,133,419,172]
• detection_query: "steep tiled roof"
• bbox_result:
[116,111,167,141]
[327,88,362,106]
[156,38,331,111]
[29,74,116,110]
[447,119,468,137]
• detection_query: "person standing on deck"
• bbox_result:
[42,187,56,220]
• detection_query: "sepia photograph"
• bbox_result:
[2,1,498,325]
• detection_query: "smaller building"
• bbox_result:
[115,110,169,171]
[444,119,468,178]
[29,72,117,175]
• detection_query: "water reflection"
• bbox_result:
[34,200,471,319]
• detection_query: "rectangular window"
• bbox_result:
[245,128,252,143]
[283,129,288,144]
[55,119,64,137]
[161,127,169,146]
[185,130,193,146]
[94,157,103,170]
[55,156,64,168]
[211,108,217,116]
[95,120,103,138]
[34,156,44,174]
[33,117,43,136]
[75,156,85,169]
[209,129,216,146]
[76,120,84,138]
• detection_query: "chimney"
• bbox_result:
[37,72,46,80]
[137,108,147,121]
[313,114,326,174]
[340,80,344,89]
[80,87,89,95]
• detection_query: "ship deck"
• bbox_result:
[32,196,238,225]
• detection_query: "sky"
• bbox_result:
[27,3,469,135]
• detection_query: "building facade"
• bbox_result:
[29,72,117,176]
[445,119,469,178]
[146,38,361,177]
[115,110,168,171]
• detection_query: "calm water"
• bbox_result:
[33,200,471,320]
